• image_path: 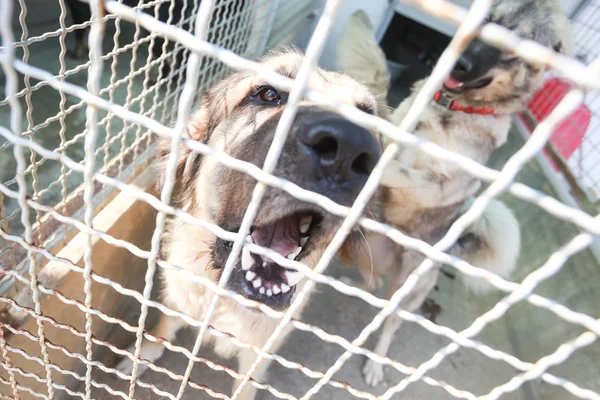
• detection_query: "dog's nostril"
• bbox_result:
[312,135,338,162]
[300,116,380,183]
[455,55,473,73]
[351,152,373,175]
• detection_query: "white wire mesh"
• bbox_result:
[0,0,598,399]
[521,0,600,206]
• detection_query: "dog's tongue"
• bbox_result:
[444,76,464,89]
[251,216,300,262]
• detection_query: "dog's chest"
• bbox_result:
[412,111,499,169]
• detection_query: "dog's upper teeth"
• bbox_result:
[253,278,262,288]
[266,289,273,296]
[259,287,266,295]
[287,246,302,260]
[242,245,254,270]
[300,216,312,234]
[262,262,267,268]
[300,237,308,246]
[245,271,256,281]
[281,283,290,293]
[285,270,303,287]
[272,285,281,295]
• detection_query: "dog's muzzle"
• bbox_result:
[219,108,381,309]
[288,108,380,204]
[299,113,379,182]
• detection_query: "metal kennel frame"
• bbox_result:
[0,0,598,399]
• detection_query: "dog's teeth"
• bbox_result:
[262,262,267,268]
[247,234,253,243]
[259,287,265,295]
[242,246,254,270]
[285,270,303,287]
[253,278,262,288]
[287,246,302,260]
[300,216,312,234]
[281,283,290,293]
[245,271,256,281]
[266,289,272,296]
[272,285,281,295]
[300,237,308,246]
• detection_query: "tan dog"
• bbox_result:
[337,0,570,386]
[116,50,383,399]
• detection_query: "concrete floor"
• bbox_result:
[1,2,600,399]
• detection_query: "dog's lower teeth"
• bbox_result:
[266,289,272,296]
[281,283,290,293]
[242,245,254,270]
[285,271,303,287]
[259,287,266,295]
[272,285,281,295]
[245,271,256,281]
[253,278,262,288]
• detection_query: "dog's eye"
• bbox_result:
[251,86,281,104]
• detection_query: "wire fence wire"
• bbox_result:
[0,0,599,399]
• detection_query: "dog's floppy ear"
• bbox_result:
[337,10,390,118]
[156,106,209,192]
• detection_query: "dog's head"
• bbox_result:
[442,0,571,113]
[160,50,381,310]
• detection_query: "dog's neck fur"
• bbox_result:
[382,79,512,235]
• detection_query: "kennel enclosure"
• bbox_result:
[0,0,599,399]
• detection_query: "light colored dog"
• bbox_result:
[337,0,570,386]
[116,50,383,398]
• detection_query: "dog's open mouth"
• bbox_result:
[231,212,322,308]
[443,76,493,92]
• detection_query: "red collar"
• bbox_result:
[433,91,496,115]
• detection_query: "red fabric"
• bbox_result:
[433,91,496,115]
[525,77,591,161]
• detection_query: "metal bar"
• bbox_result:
[0,0,56,397]
[81,0,106,395]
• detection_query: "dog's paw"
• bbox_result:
[363,359,385,386]
[116,341,165,376]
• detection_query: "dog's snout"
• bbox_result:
[300,118,379,181]
[454,55,473,74]
[452,39,501,79]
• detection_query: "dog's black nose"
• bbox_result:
[454,55,473,74]
[451,39,501,79]
[300,116,379,182]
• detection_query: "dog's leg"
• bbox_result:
[116,313,185,376]
[363,250,440,386]
[340,233,393,292]
[233,349,272,400]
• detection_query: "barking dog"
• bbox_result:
[116,50,382,398]
[337,0,570,386]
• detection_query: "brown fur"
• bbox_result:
[117,49,383,399]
